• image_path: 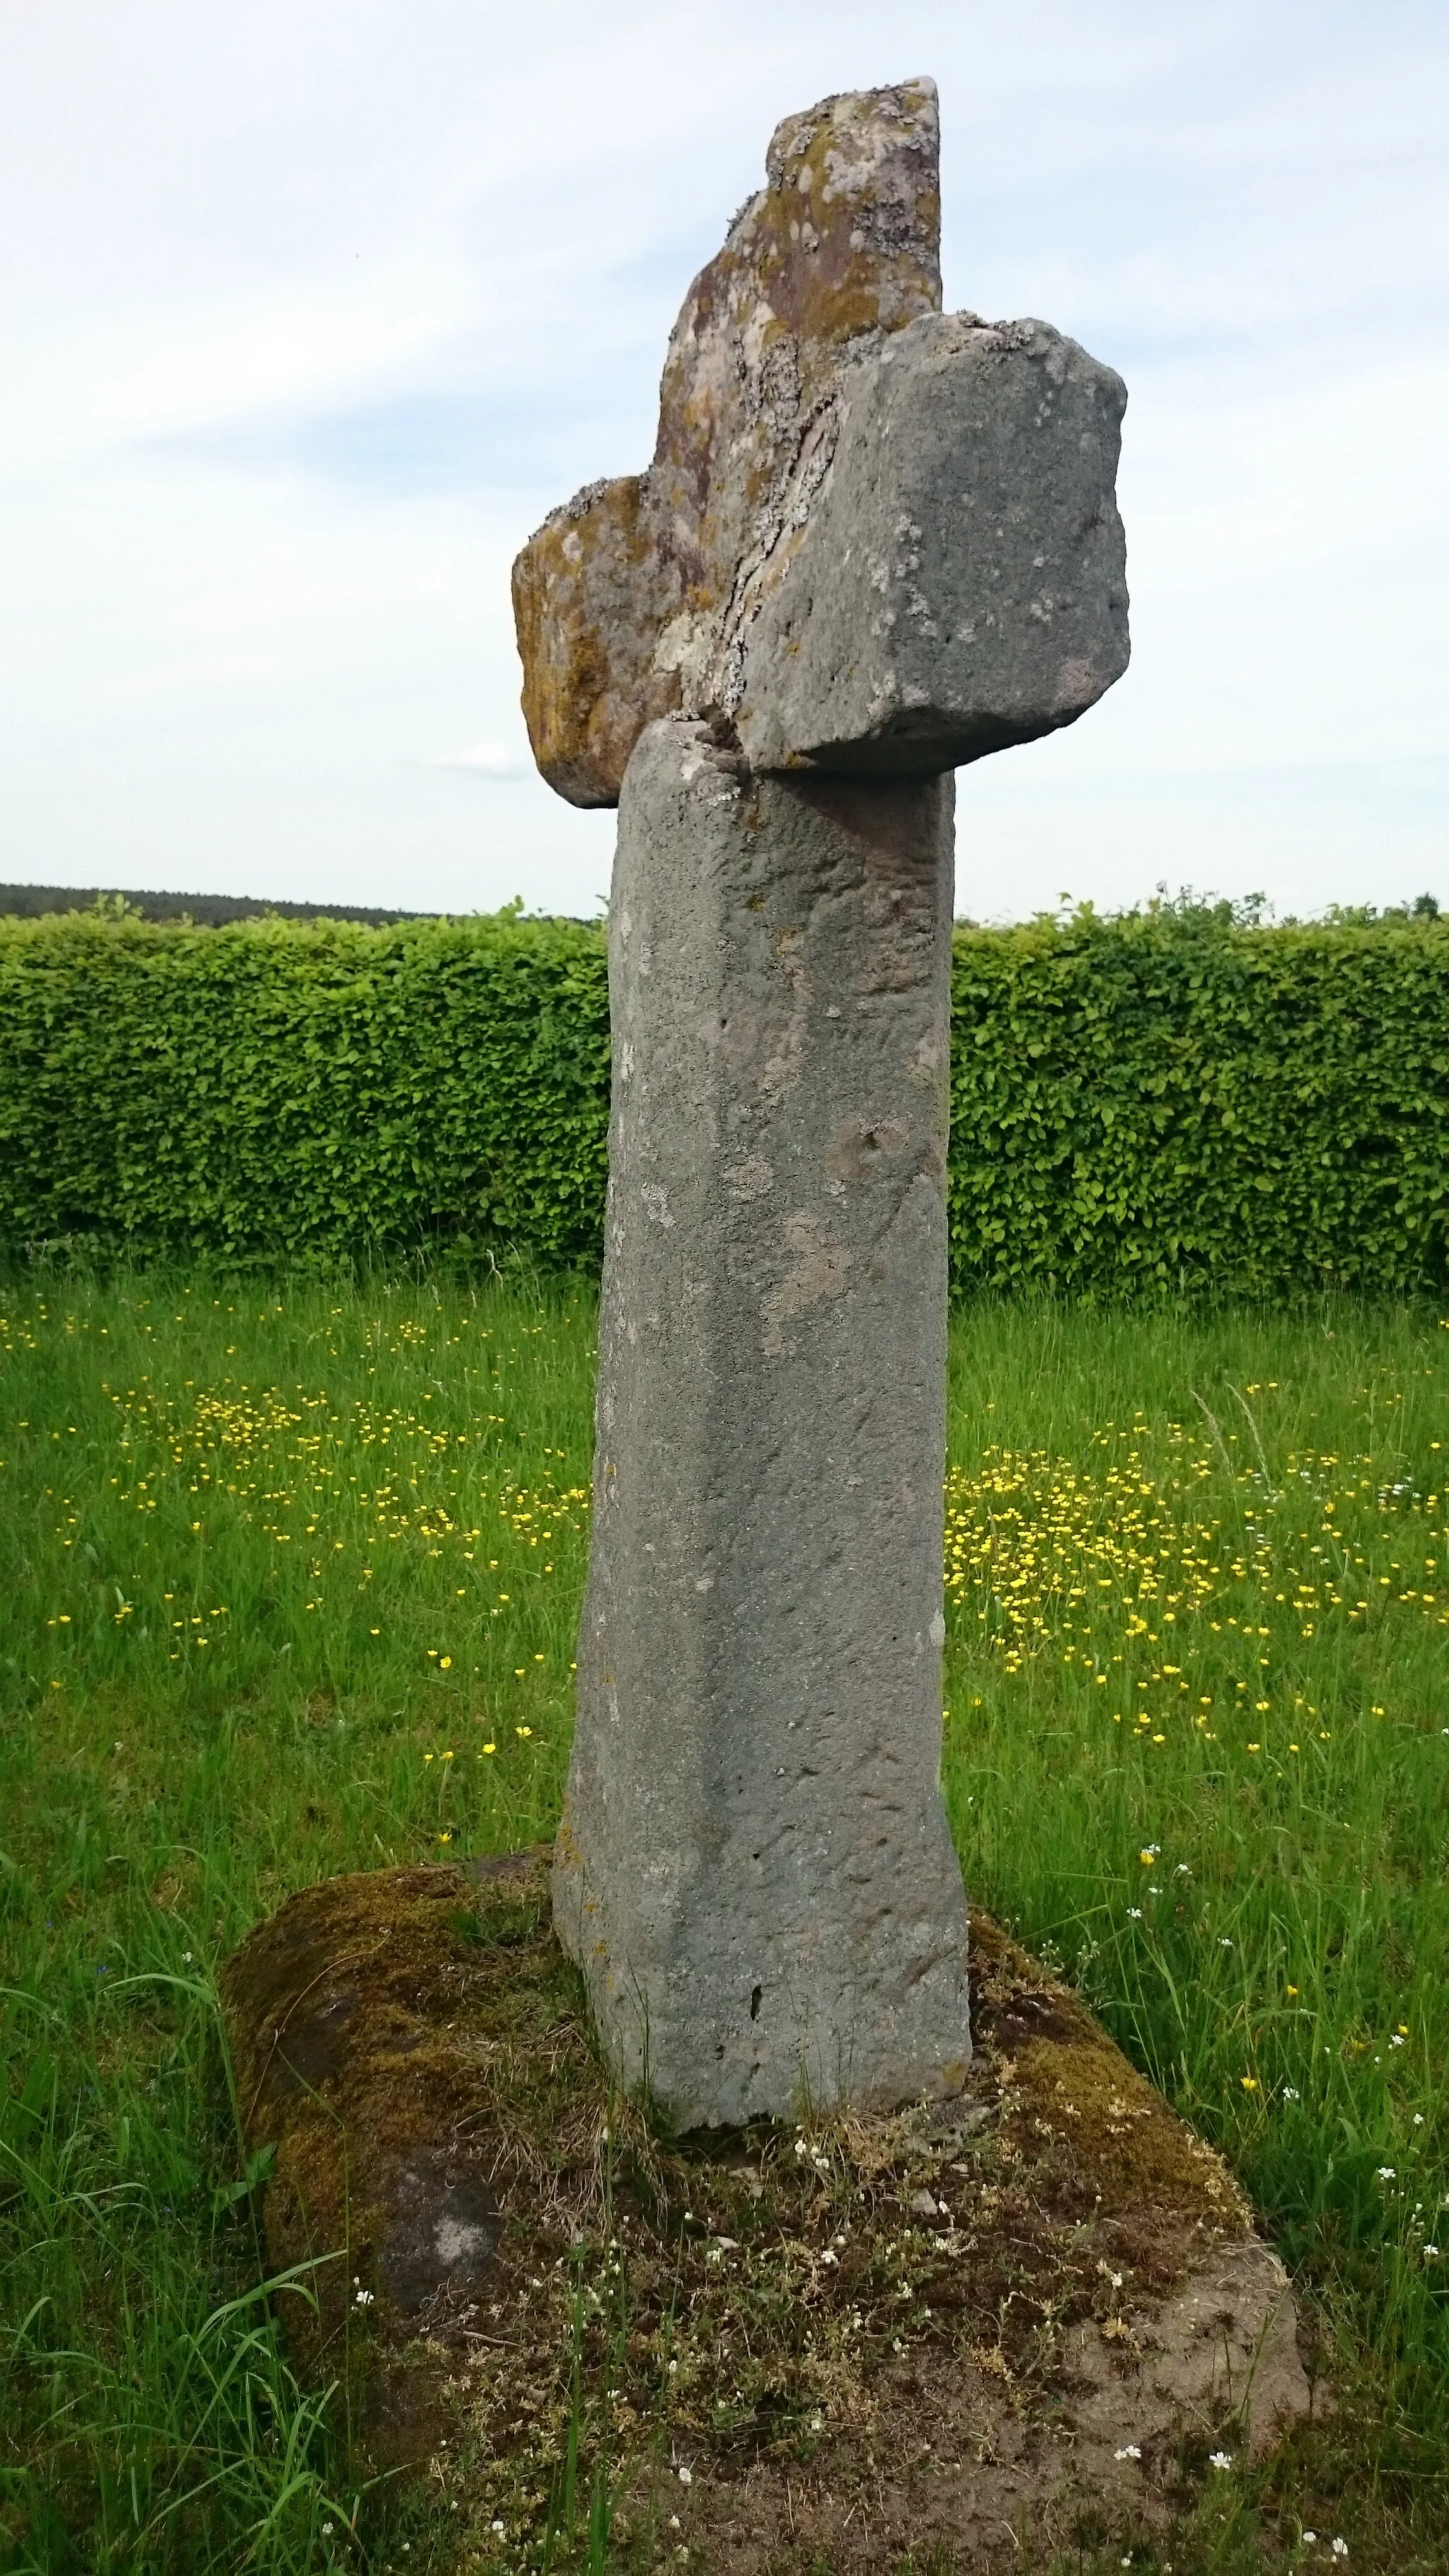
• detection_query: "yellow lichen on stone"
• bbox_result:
[511,81,943,807]
[512,475,681,807]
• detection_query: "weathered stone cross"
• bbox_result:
[513,79,1128,2127]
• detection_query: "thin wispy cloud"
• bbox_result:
[426,743,527,778]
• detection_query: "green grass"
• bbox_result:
[942,1300,1449,2571]
[1,1271,1447,2573]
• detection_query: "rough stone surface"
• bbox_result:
[733,310,1128,776]
[512,77,945,804]
[511,77,1127,802]
[525,76,1131,2130]
[511,472,675,811]
[552,713,971,2123]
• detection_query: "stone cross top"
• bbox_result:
[512,79,1128,2126]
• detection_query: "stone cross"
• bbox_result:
[512,79,1128,2127]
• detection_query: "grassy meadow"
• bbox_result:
[1,1271,1446,2575]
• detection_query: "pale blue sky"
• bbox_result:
[1,0,1445,920]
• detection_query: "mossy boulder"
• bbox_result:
[220,1856,1315,2553]
[220,1849,584,2461]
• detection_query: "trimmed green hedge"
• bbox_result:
[0,908,611,1272]
[1,901,1445,1295]
[947,908,1448,1297]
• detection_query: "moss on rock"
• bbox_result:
[220,1857,1307,2554]
[512,81,943,807]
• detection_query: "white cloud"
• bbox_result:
[427,744,527,777]
[0,0,1445,918]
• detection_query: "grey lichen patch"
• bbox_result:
[732,311,1129,778]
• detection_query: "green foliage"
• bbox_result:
[0,1271,593,2572]
[0,906,611,1272]
[1,898,1446,1297]
[949,901,1449,1298]
[3,1276,1448,2570]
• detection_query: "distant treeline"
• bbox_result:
[0,885,432,930]
[0,895,1445,1299]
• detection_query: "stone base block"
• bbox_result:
[219,1860,1320,2543]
